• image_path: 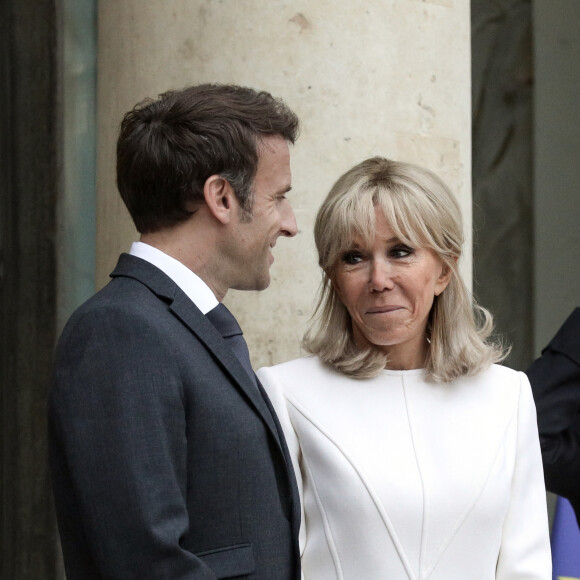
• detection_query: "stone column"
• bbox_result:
[97,0,472,368]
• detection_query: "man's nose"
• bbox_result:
[280,200,298,237]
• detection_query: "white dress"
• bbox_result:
[258,358,551,580]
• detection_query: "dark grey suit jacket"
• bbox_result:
[526,307,580,524]
[49,254,301,579]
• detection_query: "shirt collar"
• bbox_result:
[129,241,219,314]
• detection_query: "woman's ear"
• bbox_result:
[203,175,236,224]
[434,258,456,296]
[329,271,343,300]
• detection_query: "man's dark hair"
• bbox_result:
[116,83,300,233]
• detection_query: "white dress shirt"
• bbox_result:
[129,241,218,314]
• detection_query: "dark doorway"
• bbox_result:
[471,0,534,371]
[0,1,61,577]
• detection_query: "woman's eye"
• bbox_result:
[391,245,413,259]
[341,251,363,265]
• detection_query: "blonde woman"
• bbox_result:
[258,157,551,579]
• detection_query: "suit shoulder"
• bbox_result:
[548,308,580,365]
[64,274,170,327]
[58,281,184,362]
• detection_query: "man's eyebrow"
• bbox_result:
[278,185,292,195]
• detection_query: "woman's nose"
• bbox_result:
[368,260,395,292]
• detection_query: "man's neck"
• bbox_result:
[140,225,227,301]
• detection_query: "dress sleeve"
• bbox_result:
[257,366,307,577]
[495,372,552,579]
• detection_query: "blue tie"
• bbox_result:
[206,303,258,388]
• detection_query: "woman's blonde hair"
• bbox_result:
[303,157,507,382]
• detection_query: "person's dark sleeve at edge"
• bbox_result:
[526,307,580,525]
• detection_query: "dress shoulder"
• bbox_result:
[258,356,336,385]
[462,363,529,392]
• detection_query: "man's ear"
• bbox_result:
[203,175,236,224]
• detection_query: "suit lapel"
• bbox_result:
[169,291,282,442]
[111,254,282,448]
[112,253,301,555]
[175,298,302,536]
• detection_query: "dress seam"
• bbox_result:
[301,452,345,580]
[403,373,427,580]
[287,394,415,579]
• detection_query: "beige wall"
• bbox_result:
[97,0,472,368]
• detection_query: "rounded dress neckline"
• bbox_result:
[380,368,425,377]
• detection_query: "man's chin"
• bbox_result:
[231,273,271,292]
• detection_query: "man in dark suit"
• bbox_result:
[526,307,580,524]
[49,84,301,579]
